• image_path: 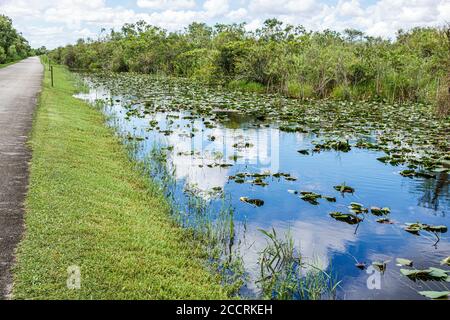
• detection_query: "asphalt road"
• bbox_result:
[0,57,43,299]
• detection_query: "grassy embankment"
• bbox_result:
[12,62,228,299]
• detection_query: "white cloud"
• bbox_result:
[248,0,320,15]
[143,10,209,29]
[338,0,364,17]
[226,8,248,21]
[203,0,229,17]
[136,0,196,10]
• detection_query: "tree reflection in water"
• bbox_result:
[418,172,449,216]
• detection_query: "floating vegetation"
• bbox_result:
[372,261,389,273]
[404,223,448,235]
[279,125,307,133]
[349,202,368,214]
[294,191,336,205]
[442,257,450,266]
[400,169,435,179]
[329,212,362,225]
[355,262,366,270]
[297,149,309,155]
[81,72,449,185]
[333,184,355,193]
[396,258,413,267]
[300,192,321,205]
[418,291,450,300]
[314,139,351,152]
[400,267,450,281]
[370,207,390,216]
[377,218,393,224]
[240,197,264,207]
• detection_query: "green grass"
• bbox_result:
[12,63,229,299]
[227,79,266,93]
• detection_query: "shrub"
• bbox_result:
[287,81,314,99]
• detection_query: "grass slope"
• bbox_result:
[13,64,227,299]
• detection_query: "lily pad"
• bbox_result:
[349,202,368,214]
[418,291,449,299]
[329,212,362,225]
[355,262,366,270]
[370,206,390,216]
[334,184,355,193]
[377,218,393,224]
[404,222,447,234]
[240,197,264,207]
[396,258,413,267]
[441,256,450,266]
[372,261,388,273]
[300,192,321,205]
[400,267,449,281]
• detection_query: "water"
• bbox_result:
[75,74,450,300]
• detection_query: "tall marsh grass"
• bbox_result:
[257,228,341,300]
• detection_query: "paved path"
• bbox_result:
[0,57,43,299]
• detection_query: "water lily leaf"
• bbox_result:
[371,206,390,216]
[432,167,449,173]
[349,202,368,213]
[400,169,416,177]
[377,218,393,224]
[297,149,309,155]
[372,261,388,272]
[355,262,366,270]
[441,256,450,266]
[428,267,449,279]
[333,184,354,193]
[400,268,430,278]
[400,267,449,281]
[404,225,421,234]
[300,192,321,205]
[396,258,413,267]
[329,212,361,225]
[418,291,450,299]
[350,202,364,208]
[404,222,447,234]
[423,225,447,233]
[240,197,264,207]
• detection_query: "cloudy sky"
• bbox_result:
[1,0,449,49]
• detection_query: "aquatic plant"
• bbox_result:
[257,228,341,300]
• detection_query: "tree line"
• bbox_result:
[0,14,46,65]
[48,19,449,113]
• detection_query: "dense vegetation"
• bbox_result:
[0,14,45,65]
[49,19,450,113]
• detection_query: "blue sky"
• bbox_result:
[1,0,449,49]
